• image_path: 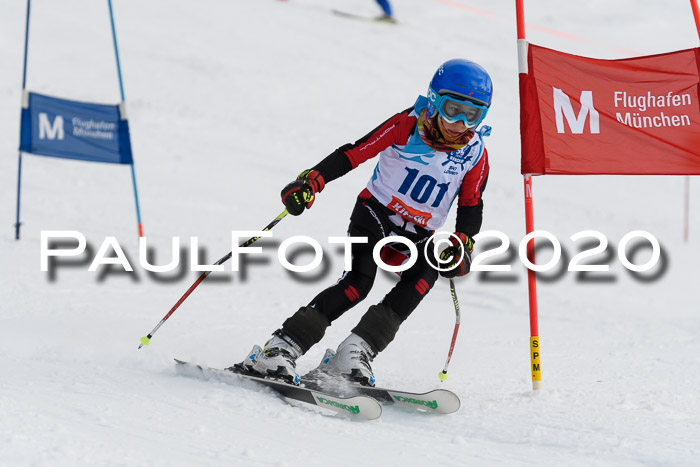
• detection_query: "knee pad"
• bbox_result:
[351,303,403,354]
[281,306,331,354]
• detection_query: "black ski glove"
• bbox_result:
[281,169,325,216]
[438,233,475,278]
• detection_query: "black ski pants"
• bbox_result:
[280,195,440,354]
[310,196,438,323]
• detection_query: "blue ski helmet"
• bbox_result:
[427,59,493,127]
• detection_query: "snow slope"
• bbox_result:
[1,0,699,465]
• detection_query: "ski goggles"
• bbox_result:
[433,93,489,128]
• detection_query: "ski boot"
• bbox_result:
[307,333,376,387]
[232,332,302,385]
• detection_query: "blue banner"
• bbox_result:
[19,92,133,165]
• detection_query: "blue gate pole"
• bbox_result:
[15,0,31,240]
[108,0,144,237]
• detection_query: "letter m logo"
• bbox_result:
[553,88,599,134]
[38,113,64,140]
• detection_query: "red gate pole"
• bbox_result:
[685,177,690,243]
[691,0,700,37]
[686,0,700,242]
[516,0,542,390]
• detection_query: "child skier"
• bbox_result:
[235,59,493,387]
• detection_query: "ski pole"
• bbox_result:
[438,278,461,381]
[138,208,289,349]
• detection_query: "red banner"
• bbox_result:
[520,44,700,175]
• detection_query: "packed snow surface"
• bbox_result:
[1,0,699,466]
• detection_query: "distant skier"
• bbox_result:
[375,0,395,22]
[235,59,493,387]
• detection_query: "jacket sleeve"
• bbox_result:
[311,107,416,183]
[455,148,489,238]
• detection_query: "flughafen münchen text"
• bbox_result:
[614,91,692,128]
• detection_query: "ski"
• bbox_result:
[301,378,460,415]
[174,359,382,420]
[343,384,460,414]
[331,9,398,24]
